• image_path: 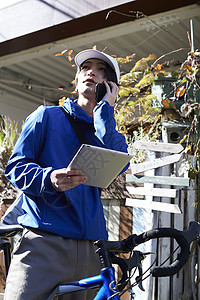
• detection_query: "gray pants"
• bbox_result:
[4,228,101,300]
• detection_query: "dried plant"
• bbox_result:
[0,116,19,208]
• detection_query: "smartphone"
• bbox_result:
[95,83,112,103]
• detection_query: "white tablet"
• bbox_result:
[68,144,133,188]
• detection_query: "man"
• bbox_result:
[4,49,129,300]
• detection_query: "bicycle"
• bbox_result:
[0,221,199,299]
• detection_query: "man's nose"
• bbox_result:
[87,68,96,76]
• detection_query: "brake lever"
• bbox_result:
[110,251,145,291]
[135,263,145,291]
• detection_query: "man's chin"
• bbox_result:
[82,87,95,95]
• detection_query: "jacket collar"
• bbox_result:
[63,98,93,123]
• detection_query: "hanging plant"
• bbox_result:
[114,48,199,179]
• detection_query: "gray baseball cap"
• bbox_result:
[75,49,120,83]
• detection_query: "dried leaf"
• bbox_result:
[68,49,73,55]
[176,86,185,98]
[55,53,63,57]
[157,64,162,70]
[161,98,176,109]
[147,53,157,61]
[58,97,66,106]
[179,134,187,144]
[55,49,68,56]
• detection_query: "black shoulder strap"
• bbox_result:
[60,106,89,145]
[60,106,101,195]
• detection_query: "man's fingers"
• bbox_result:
[102,81,118,106]
[50,168,87,191]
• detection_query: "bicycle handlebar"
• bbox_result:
[136,227,190,277]
[105,221,200,277]
[124,221,200,277]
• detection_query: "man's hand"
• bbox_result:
[50,167,87,191]
[102,81,119,106]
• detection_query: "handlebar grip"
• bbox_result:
[133,227,190,277]
[151,244,189,277]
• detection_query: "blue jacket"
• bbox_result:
[5,98,129,240]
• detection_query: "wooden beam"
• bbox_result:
[126,186,177,198]
[126,198,181,214]
[132,141,183,153]
[131,153,182,174]
[126,174,189,186]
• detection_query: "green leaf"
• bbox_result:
[0,132,4,147]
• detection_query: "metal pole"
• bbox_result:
[190,19,195,52]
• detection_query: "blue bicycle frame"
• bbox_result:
[54,267,120,300]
